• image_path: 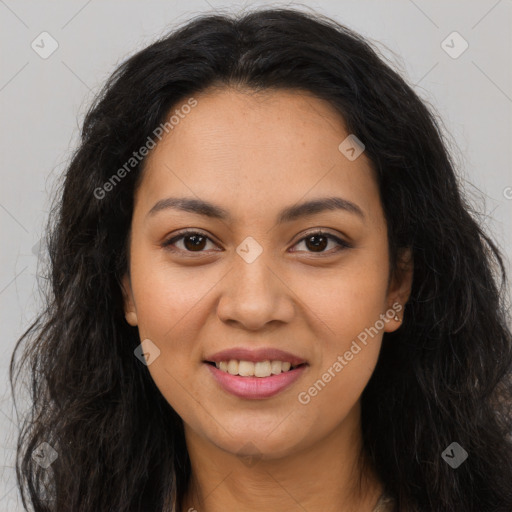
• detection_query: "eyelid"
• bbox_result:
[161,228,351,254]
[161,229,220,252]
[290,229,352,253]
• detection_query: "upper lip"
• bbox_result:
[205,348,307,366]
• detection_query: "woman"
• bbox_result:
[10,7,512,512]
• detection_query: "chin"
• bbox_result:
[200,422,311,462]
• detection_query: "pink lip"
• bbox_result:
[205,347,306,366]
[206,363,307,399]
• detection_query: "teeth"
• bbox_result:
[227,360,239,375]
[238,361,254,376]
[255,361,271,377]
[214,359,298,377]
[271,360,282,374]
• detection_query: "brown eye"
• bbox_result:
[162,230,350,256]
[292,231,350,254]
[162,231,217,253]
[304,234,329,252]
[182,234,207,251]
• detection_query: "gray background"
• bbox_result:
[1,0,511,508]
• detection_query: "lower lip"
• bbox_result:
[205,363,307,399]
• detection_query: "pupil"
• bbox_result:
[182,234,329,252]
[306,235,327,252]
[184,235,206,251]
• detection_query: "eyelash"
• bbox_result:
[161,230,351,256]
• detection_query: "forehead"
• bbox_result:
[148,87,352,168]
[135,87,379,223]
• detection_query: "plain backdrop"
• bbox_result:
[1,0,511,509]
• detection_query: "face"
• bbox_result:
[122,87,412,460]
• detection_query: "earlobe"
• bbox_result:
[121,274,138,326]
[125,311,138,326]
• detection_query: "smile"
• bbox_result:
[204,362,308,400]
[204,347,308,399]
[209,359,304,377]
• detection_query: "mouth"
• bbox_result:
[204,359,306,377]
[203,348,308,399]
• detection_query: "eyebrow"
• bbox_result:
[147,196,365,223]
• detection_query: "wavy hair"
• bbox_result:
[10,7,512,511]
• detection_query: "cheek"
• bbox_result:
[297,250,390,346]
[128,246,223,412]
[292,245,389,404]
[129,250,214,341]
[293,296,386,433]
[129,267,209,423]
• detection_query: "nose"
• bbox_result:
[216,254,296,331]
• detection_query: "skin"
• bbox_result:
[122,87,413,512]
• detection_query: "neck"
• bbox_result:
[180,402,384,512]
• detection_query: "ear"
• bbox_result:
[384,248,413,332]
[121,274,138,326]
